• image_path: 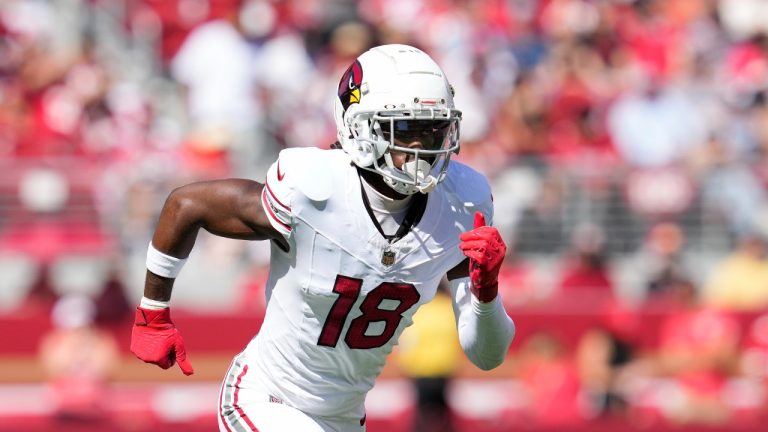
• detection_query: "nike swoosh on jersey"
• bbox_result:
[277,160,286,181]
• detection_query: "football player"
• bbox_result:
[130,44,515,432]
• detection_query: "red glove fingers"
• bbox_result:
[131,307,194,376]
[459,211,506,303]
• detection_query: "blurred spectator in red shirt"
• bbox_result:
[515,331,583,426]
[38,294,119,424]
[491,72,551,169]
[496,252,540,309]
[650,280,741,425]
[737,313,768,423]
[556,223,615,302]
[132,0,241,64]
[576,301,642,418]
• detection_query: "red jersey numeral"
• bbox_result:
[317,276,420,349]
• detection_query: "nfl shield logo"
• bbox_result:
[381,250,396,266]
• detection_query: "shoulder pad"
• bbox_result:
[276,147,336,202]
[442,160,494,225]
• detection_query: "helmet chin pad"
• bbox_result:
[381,158,438,195]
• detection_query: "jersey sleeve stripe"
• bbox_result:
[264,180,290,212]
[262,186,291,227]
[261,188,292,234]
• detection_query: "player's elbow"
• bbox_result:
[462,340,511,371]
[165,185,205,224]
[468,352,506,371]
[462,320,516,371]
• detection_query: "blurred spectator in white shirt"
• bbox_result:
[171,11,267,176]
[607,74,708,168]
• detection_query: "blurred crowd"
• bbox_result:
[2,0,768,430]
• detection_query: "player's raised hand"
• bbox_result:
[130,307,194,375]
[459,211,506,303]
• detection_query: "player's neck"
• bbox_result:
[361,175,412,212]
[357,168,410,200]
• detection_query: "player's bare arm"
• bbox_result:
[132,179,281,376]
[146,179,284,301]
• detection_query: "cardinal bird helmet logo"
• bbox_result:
[338,60,363,111]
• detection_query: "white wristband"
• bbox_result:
[140,296,170,310]
[146,242,187,278]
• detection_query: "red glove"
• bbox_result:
[459,211,506,303]
[130,307,194,375]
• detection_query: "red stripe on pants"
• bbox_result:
[234,365,259,431]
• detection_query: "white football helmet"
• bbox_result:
[334,44,461,195]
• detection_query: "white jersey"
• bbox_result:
[243,147,493,420]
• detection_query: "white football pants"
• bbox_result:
[217,353,366,432]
